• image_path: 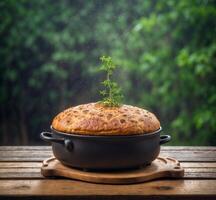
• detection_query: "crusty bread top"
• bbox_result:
[52,102,160,135]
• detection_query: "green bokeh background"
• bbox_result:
[0,0,216,145]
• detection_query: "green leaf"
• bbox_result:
[99,56,124,107]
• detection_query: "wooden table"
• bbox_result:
[0,146,215,199]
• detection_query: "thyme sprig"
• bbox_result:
[99,56,123,107]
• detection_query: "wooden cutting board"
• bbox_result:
[41,156,184,184]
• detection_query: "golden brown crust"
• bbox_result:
[52,102,160,135]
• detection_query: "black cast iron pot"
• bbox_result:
[40,126,171,170]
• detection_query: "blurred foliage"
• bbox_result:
[0,0,215,145]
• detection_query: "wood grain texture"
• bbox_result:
[1,146,215,151]
[0,161,216,179]
[0,180,216,196]
[0,146,215,199]
[1,146,215,162]
[41,157,184,184]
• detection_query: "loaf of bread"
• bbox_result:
[52,102,160,135]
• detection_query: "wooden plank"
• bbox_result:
[0,146,215,198]
[159,151,216,162]
[181,163,216,168]
[1,172,216,179]
[0,162,215,169]
[0,162,216,179]
[0,162,42,168]
[5,150,213,156]
[0,180,215,196]
[0,146,52,151]
[1,150,216,162]
[162,146,216,151]
[0,168,40,173]
[185,168,216,173]
[0,161,43,178]
[0,151,53,162]
[0,173,43,179]
[184,172,216,179]
[0,151,53,158]
[0,146,215,151]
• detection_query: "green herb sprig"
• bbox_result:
[99,56,123,107]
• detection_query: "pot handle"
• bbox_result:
[40,132,73,151]
[40,132,65,144]
[160,135,171,145]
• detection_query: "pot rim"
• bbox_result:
[50,126,162,139]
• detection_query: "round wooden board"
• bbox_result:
[41,156,184,184]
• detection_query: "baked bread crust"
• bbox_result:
[52,102,160,135]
